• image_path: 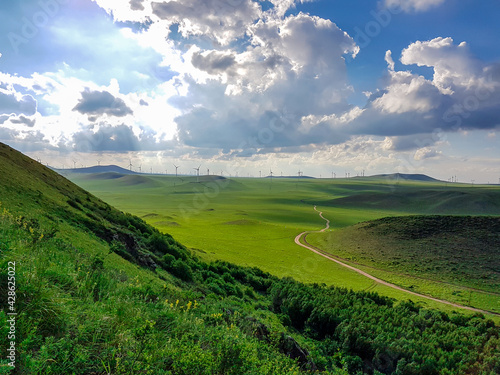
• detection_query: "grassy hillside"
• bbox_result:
[308,216,500,290]
[307,215,500,313]
[1,143,500,374]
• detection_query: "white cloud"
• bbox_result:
[373,70,441,114]
[401,37,482,92]
[353,37,500,140]
[414,147,442,160]
[383,0,446,13]
[385,50,395,71]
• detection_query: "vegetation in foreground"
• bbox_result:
[0,142,499,374]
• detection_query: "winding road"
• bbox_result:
[294,206,499,316]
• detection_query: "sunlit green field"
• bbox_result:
[68,172,500,317]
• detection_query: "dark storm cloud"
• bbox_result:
[130,0,145,11]
[73,89,133,119]
[72,124,140,152]
[175,104,348,154]
[0,92,37,116]
[350,93,500,140]
[10,115,36,128]
[71,124,174,153]
[386,134,439,151]
[0,127,53,152]
[191,51,237,75]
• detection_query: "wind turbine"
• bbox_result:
[259,171,262,178]
[72,159,77,169]
[138,165,142,173]
[193,165,201,182]
[128,160,133,171]
[207,168,210,176]
[173,164,179,177]
[97,159,101,166]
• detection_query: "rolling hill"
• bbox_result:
[1,142,499,374]
[326,188,500,215]
[307,215,500,294]
[54,164,137,174]
[368,173,441,182]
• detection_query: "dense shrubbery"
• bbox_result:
[269,279,500,374]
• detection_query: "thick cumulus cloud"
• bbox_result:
[348,37,500,149]
[85,1,358,155]
[174,13,358,152]
[73,89,133,119]
[382,0,446,13]
[151,0,262,45]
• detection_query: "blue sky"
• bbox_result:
[0,0,499,182]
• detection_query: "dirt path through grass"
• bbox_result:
[294,206,499,316]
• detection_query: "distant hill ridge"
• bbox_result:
[368,173,441,182]
[54,165,137,174]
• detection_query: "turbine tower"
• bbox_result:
[173,164,179,177]
[193,165,201,183]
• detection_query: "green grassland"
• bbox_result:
[67,172,500,316]
[1,143,500,374]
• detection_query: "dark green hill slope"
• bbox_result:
[327,188,500,215]
[311,215,500,294]
[54,165,137,174]
[0,143,499,374]
[369,173,440,182]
